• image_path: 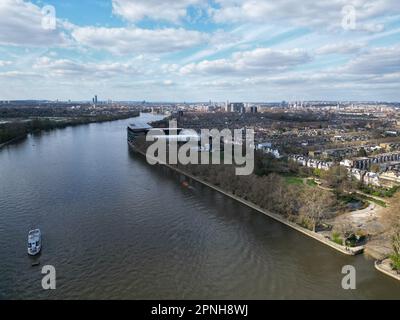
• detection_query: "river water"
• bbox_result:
[0,113,399,299]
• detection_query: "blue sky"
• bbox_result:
[0,0,399,101]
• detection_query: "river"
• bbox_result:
[0,113,399,299]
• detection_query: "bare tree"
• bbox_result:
[299,188,335,231]
[321,165,349,191]
[390,224,400,271]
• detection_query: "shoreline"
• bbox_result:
[375,259,400,281]
[0,135,27,149]
[129,142,364,256]
[0,113,140,150]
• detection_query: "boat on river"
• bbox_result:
[27,229,41,256]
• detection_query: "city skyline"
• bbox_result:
[0,0,399,101]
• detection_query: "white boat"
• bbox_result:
[27,229,41,256]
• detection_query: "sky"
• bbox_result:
[0,0,399,102]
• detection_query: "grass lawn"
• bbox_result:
[284,176,304,185]
[306,179,318,187]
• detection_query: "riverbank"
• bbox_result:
[0,134,26,149]
[0,112,140,149]
[375,259,400,281]
[130,143,364,256]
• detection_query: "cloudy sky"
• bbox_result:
[0,0,399,101]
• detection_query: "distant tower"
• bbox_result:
[94,95,98,104]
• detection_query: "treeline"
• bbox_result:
[0,107,80,118]
[260,111,329,123]
[178,162,336,231]
[0,106,139,118]
[0,112,139,145]
[0,122,27,144]
[133,138,342,231]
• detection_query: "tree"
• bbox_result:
[357,147,368,157]
[288,159,300,174]
[322,165,350,191]
[299,188,335,231]
[333,221,354,238]
[370,164,380,173]
[390,224,400,272]
[253,151,288,176]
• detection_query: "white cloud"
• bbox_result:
[0,0,398,101]
[163,79,175,86]
[180,48,311,75]
[216,47,400,89]
[0,0,67,46]
[0,70,36,78]
[212,0,400,32]
[33,56,141,78]
[343,46,400,74]
[112,0,201,23]
[0,60,12,67]
[315,42,365,55]
[71,26,207,55]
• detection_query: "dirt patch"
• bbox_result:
[365,193,400,259]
